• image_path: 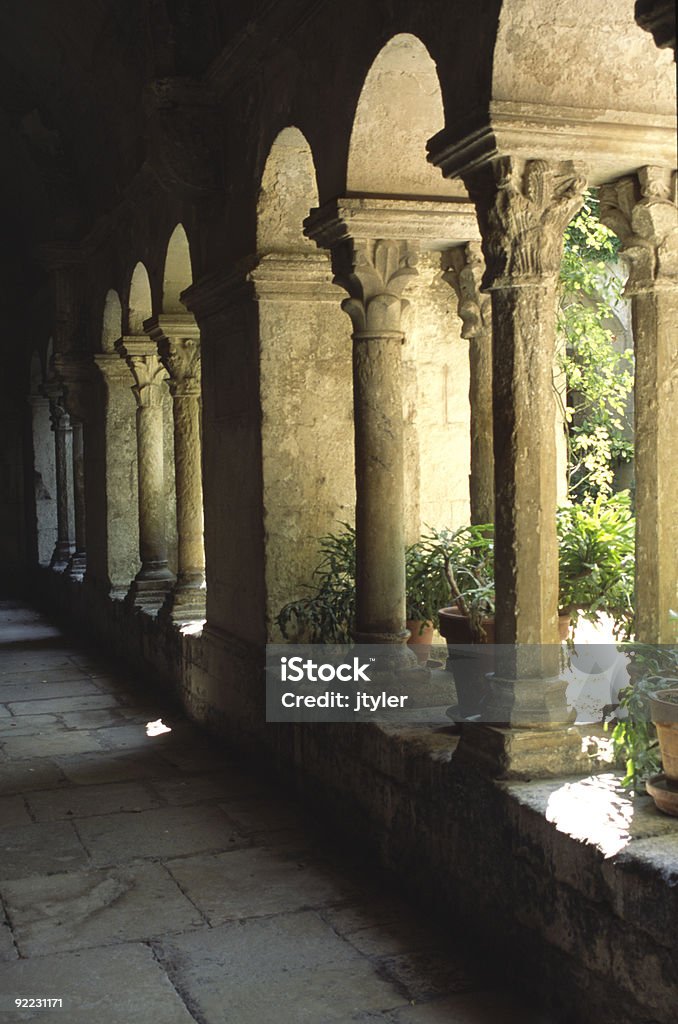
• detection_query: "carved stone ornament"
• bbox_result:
[116,339,168,410]
[474,157,587,288]
[144,77,223,196]
[334,238,418,335]
[441,242,491,339]
[599,166,678,294]
[158,336,201,397]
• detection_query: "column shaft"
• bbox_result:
[48,395,75,570]
[69,419,87,578]
[353,332,407,639]
[600,167,678,643]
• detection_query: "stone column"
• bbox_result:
[28,392,57,566]
[344,239,416,645]
[469,158,586,659]
[92,354,140,596]
[147,316,205,621]
[442,242,494,525]
[600,167,678,643]
[45,388,75,571]
[305,198,480,649]
[116,337,175,608]
[69,419,87,579]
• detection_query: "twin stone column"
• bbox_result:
[116,318,205,620]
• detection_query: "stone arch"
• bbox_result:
[257,127,319,254]
[102,289,123,352]
[127,262,153,334]
[162,224,193,313]
[347,33,461,199]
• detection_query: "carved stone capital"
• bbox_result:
[145,315,201,396]
[43,386,71,432]
[335,238,418,335]
[441,242,491,339]
[599,166,678,294]
[115,336,168,409]
[468,157,587,288]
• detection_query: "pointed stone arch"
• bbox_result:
[257,126,319,253]
[347,34,461,199]
[162,224,193,313]
[102,289,123,352]
[128,262,153,333]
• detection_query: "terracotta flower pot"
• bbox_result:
[406,619,434,665]
[649,688,678,785]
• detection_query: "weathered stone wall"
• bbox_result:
[258,283,355,637]
[403,251,471,541]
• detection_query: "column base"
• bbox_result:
[353,631,430,682]
[126,565,175,612]
[159,581,206,624]
[50,542,75,572]
[454,722,612,780]
[67,552,87,581]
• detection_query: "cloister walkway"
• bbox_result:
[0,600,553,1024]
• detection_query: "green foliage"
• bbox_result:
[277,525,452,643]
[558,191,634,503]
[556,492,635,638]
[276,524,356,644]
[611,632,678,789]
[421,525,495,639]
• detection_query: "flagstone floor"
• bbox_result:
[0,600,555,1023]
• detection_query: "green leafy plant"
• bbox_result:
[277,525,451,643]
[276,525,356,644]
[556,492,635,638]
[610,634,678,789]
[558,191,634,504]
[404,541,451,628]
[422,525,495,640]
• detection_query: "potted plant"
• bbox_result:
[404,540,451,662]
[276,525,449,655]
[612,617,678,814]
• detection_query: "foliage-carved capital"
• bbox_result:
[599,167,678,294]
[333,238,418,335]
[158,336,201,396]
[469,157,587,288]
[116,340,168,409]
[441,242,491,339]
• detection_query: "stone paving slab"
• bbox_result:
[55,750,179,787]
[149,771,264,806]
[377,950,480,1002]
[76,804,249,866]
[0,762,66,796]
[61,709,125,729]
[0,943,197,1023]
[25,781,160,822]
[7,695,119,716]
[390,991,555,1023]
[322,901,444,958]
[2,862,205,956]
[0,919,16,961]
[0,796,32,828]
[0,679,102,704]
[0,706,10,719]
[0,715,62,737]
[91,723,179,751]
[1,731,106,760]
[157,910,407,1023]
[218,797,309,834]
[166,845,359,924]
[0,822,87,881]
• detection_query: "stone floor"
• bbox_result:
[0,599,555,1024]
